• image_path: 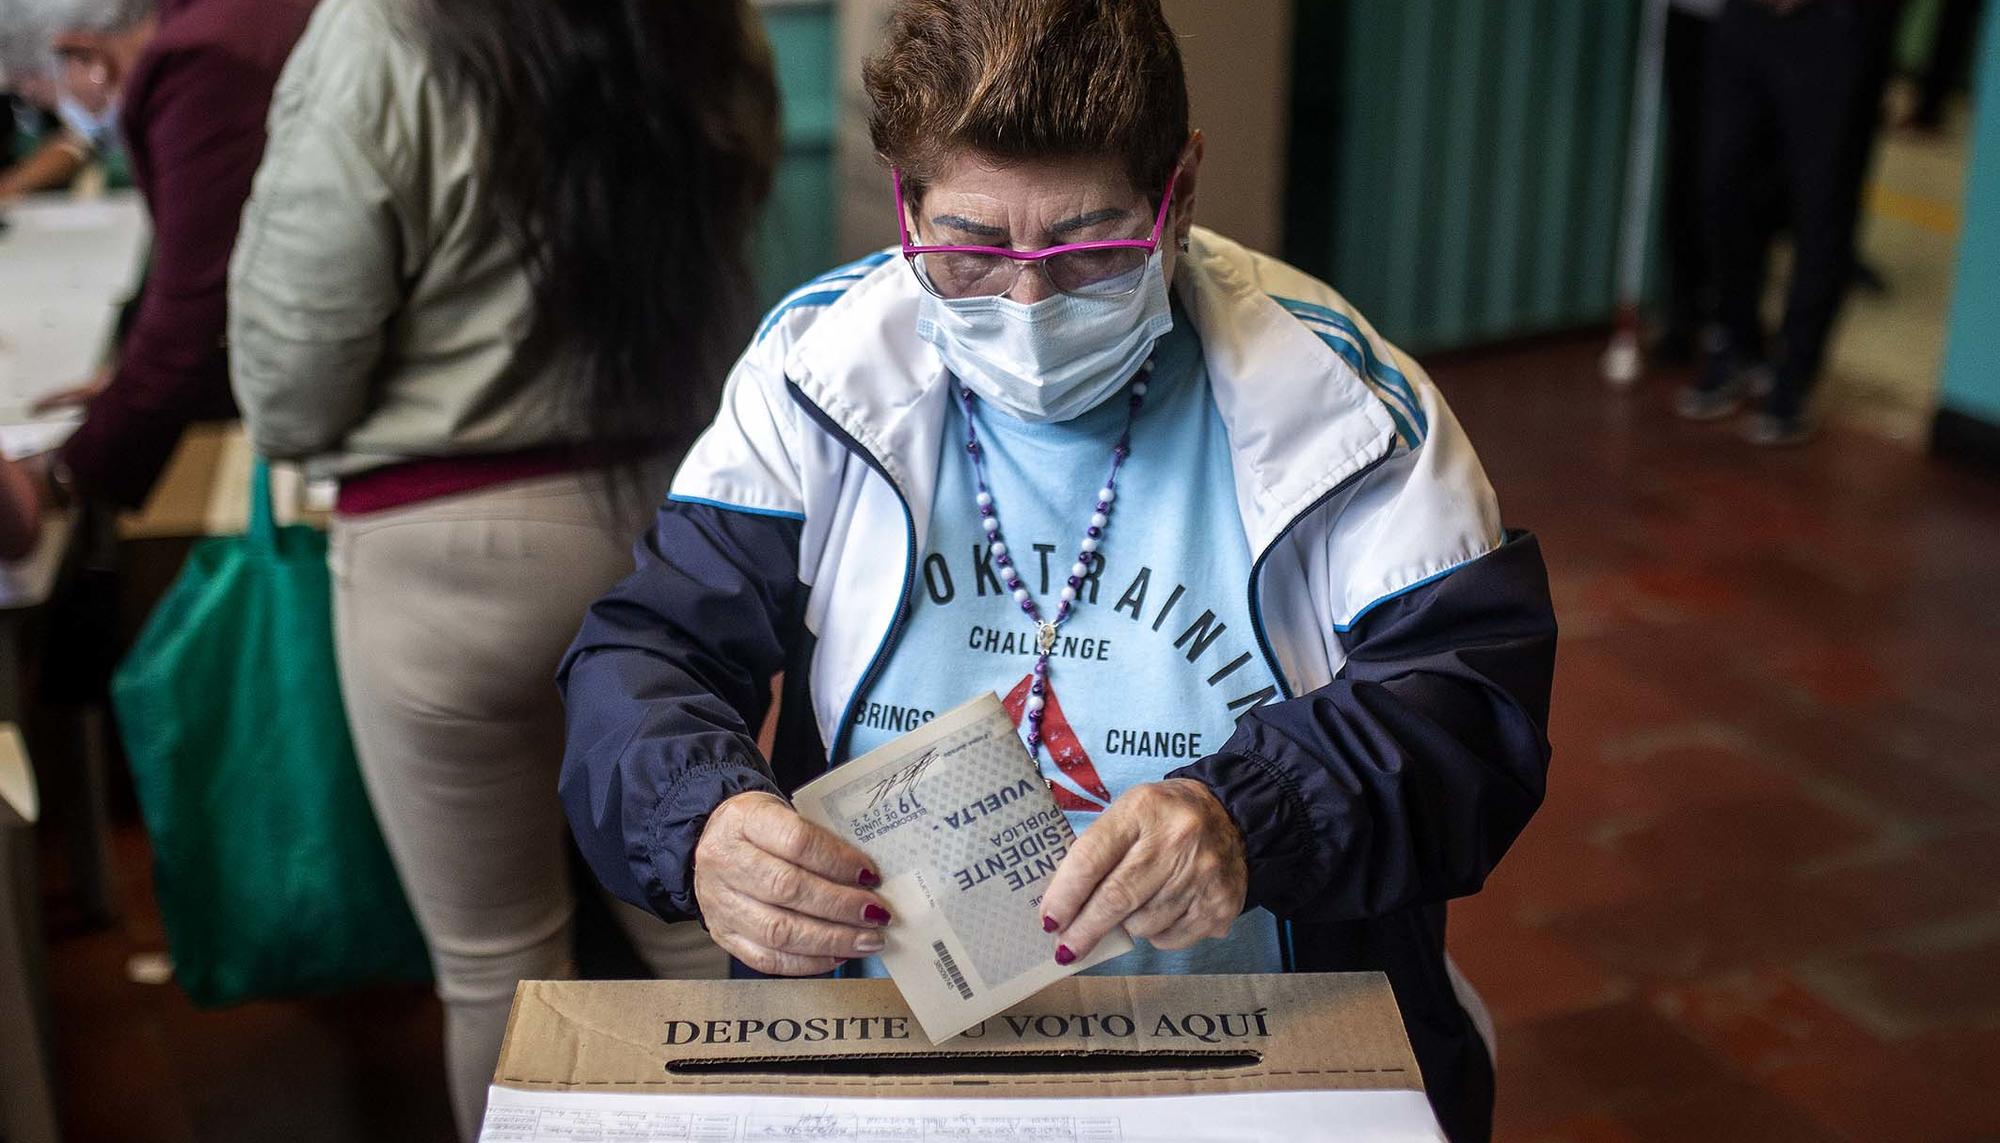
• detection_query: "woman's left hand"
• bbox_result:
[31,365,113,413]
[1039,778,1248,962]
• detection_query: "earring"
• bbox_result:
[1176,236,1191,253]
[87,63,109,86]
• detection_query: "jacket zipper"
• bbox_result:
[1244,447,1395,702]
[1245,444,1393,974]
[786,382,1389,974]
[785,383,921,767]
[788,368,1393,766]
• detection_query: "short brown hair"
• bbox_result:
[864,0,1188,206]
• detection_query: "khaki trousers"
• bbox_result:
[329,473,725,1140]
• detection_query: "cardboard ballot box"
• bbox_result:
[483,972,1446,1141]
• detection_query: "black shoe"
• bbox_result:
[1652,325,1697,367]
[1745,364,1774,401]
[1676,385,1742,422]
[1743,410,1816,447]
[1675,355,1759,422]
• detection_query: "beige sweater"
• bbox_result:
[229,0,571,479]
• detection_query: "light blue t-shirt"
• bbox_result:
[848,310,1285,977]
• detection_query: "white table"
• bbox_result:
[0,723,57,1143]
[0,194,148,1143]
[0,190,144,615]
[0,192,149,414]
[0,190,143,913]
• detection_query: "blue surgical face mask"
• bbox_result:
[55,92,120,154]
[916,249,1174,424]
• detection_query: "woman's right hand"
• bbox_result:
[692,790,894,975]
[31,364,113,413]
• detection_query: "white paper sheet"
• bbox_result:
[0,410,83,460]
[479,1087,1446,1142]
[0,193,149,407]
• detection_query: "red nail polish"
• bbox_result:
[858,867,882,888]
[864,903,892,925]
[1054,945,1076,966]
[1042,915,1059,933]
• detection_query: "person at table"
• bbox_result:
[0,459,43,559]
[0,126,89,202]
[0,79,91,202]
[0,0,315,507]
[227,0,778,1134]
[557,1,1557,1139]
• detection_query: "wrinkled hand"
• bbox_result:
[32,365,112,413]
[692,791,894,976]
[1040,778,1248,963]
[17,453,57,512]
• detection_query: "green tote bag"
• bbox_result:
[112,460,431,1007]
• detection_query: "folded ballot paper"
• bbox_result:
[792,693,1133,1042]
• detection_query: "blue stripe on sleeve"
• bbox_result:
[754,253,898,343]
[809,251,893,284]
[757,290,851,342]
[1333,559,1477,634]
[1272,296,1431,442]
[666,494,808,522]
[1300,328,1420,451]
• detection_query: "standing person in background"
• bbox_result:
[1656,0,1725,365]
[228,0,779,1134]
[0,77,91,200]
[1908,0,1984,132]
[1677,0,1900,445]
[0,0,316,505]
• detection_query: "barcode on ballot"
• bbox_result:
[933,940,974,999]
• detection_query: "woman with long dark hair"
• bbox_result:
[227,0,778,1133]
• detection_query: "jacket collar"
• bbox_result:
[783,228,1396,556]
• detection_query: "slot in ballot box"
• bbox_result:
[482,972,1445,1141]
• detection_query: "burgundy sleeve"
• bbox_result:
[60,47,270,508]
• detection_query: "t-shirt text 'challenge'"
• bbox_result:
[848,308,1285,976]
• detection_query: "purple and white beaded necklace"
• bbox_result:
[958,357,1155,764]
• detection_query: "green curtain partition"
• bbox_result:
[755,0,840,306]
[1287,0,1643,353]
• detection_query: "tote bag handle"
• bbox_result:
[247,458,279,551]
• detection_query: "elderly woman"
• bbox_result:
[0,0,313,507]
[561,1,1555,1138]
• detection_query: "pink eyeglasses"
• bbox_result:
[893,166,1181,300]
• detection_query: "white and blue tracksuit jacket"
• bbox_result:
[559,229,1556,1142]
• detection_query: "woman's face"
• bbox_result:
[906,144,1200,305]
[50,30,121,115]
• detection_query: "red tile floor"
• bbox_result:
[1440,337,2000,1142]
[31,334,2000,1141]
